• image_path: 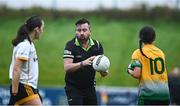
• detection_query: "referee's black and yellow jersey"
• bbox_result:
[63,37,103,89]
[130,44,170,101]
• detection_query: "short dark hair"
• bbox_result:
[75,18,90,26]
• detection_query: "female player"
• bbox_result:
[128,26,170,105]
[8,16,44,105]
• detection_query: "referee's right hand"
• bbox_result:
[82,56,96,66]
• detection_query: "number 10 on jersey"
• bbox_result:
[150,57,165,75]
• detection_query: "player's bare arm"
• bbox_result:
[128,67,141,79]
[12,59,24,96]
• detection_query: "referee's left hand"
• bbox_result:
[100,71,108,77]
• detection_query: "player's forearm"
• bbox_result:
[12,71,20,89]
[128,69,140,79]
[12,66,21,95]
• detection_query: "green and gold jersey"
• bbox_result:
[131,44,169,101]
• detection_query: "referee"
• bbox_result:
[63,18,108,105]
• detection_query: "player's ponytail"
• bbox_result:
[12,16,42,46]
[139,26,156,59]
[139,39,149,59]
[12,24,30,46]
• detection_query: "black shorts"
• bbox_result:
[65,86,97,105]
[8,83,42,105]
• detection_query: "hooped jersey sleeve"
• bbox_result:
[16,42,31,61]
[128,59,142,70]
[128,50,142,70]
[63,42,74,59]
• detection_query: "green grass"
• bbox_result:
[0,17,180,87]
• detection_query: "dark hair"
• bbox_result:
[139,26,156,59]
[75,18,90,26]
[12,15,43,46]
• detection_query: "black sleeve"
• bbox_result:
[98,42,104,55]
[63,42,74,59]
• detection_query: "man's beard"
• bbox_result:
[77,36,89,42]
